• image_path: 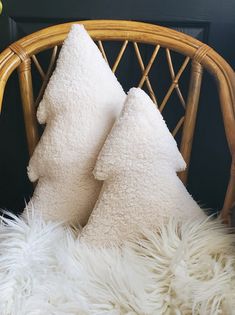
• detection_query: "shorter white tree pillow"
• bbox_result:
[81,88,206,245]
[24,24,125,226]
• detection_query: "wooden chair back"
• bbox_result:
[0,20,234,223]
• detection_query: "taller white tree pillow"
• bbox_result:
[81,88,205,245]
[24,24,125,226]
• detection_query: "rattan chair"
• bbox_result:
[0,20,234,224]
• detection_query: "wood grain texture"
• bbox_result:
[179,61,203,184]
[17,58,39,157]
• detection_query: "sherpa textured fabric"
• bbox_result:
[25,24,125,226]
[0,211,235,314]
[81,88,206,245]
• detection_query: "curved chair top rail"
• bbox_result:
[0,20,235,223]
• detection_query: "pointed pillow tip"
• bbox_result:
[70,23,85,32]
[127,87,150,102]
[126,87,153,106]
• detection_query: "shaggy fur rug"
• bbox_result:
[0,212,235,315]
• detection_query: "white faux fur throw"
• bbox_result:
[25,24,125,226]
[0,212,235,314]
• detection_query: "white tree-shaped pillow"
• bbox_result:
[24,25,125,226]
[81,88,205,245]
